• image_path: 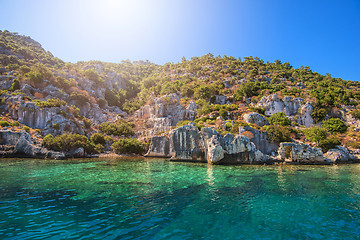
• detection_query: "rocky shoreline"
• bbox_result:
[145,123,359,165]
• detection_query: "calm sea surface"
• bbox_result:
[0,158,360,239]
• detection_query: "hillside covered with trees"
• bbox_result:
[1,30,360,162]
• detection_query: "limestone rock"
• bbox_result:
[256,94,303,116]
[278,142,332,164]
[0,130,64,159]
[324,146,356,163]
[145,135,173,157]
[239,126,279,155]
[297,102,315,127]
[147,124,269,164]
[243,112,269,127]
[69,147,85,158]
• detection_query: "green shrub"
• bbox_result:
[84,69,104,84]
[70,92,89,104]
[90,133,106,145]
[247,107,265,115]
[262,125,292,142]
[111,138,145,154]
[22,126,30,132]
[350,110,360,120]
[42,133,96,154]
[83,119,91,129]
[304,126,327,144]
[322,118,348,133]
[268,112,291,126]
[318,136,341,152]
[219,109,228,119]
[100,120,135,137]
[9,79,20,91]
[35,98,67,108]
[11,121,20,127]
[0,121,11,127]
[346,141,360,149]
[311,107,327,123]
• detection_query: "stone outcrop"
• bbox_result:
[256,94,315,127]
[239,126,279,155]
[0,130,64,159]
[324,146,356,163]
[146,124,268,164]
[296,102,315,127]
[134,93,197,138]
[242,112,269,127]
[278,142,332,164]
[256,94,302,116]
[145,136,173,157]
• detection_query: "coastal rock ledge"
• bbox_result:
[146,123,268,164]
[0,130,64,159]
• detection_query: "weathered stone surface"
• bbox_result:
[145,135,173,157]
[239,126,279,155]
[256,94,303,116]
[0,130,65,159]
[256,94,315,127]
[147,124,268,164]
[134,93,197,138]
[297,102,315,127]
[171,124,205,161]
[68,147,85,158]
[243,112,269,127]
[278,142,332,164]
[324,146,356,163]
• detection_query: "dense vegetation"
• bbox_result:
[1,30,360,156]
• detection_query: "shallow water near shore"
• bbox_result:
[0,157,360,239]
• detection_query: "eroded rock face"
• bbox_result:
[146,124,267,164]
[145,135,173,157]
[297,102,315,127]
[324,146,356,163]
[0,130,64,159]
[256,94,303,116]
[243,112,269,127]
[278,142,332,164]
[256,94,315,127]
[239,126,279,155]
[134,93,197,138]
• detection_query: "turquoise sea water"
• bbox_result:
[0,158,360,239]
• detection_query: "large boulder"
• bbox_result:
[278,142,332,164]
[239,126,279,155]
[145,135,173,157]
[296,102,315,127]
[134,93,197,137]
[146,124,268,164]
[243,112,269,127]
[0,130,64,159]
[256,94,302,116]
[324,146,356,163]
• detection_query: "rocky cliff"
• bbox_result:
[146,123,268,164]
[256,94,315,127]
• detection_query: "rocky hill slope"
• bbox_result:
[1,30,360,164]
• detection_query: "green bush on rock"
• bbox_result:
[268,112,291,126]
[322,118,348,133]
[111,138,144,154]
[42,133,97,154]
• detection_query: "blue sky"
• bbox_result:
[0,0,359,81]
